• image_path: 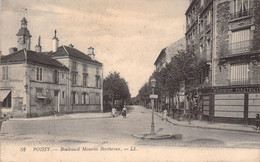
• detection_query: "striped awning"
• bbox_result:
[0,90,11,102]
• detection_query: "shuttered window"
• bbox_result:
[230,62,248,85]
[231,29,250,53]
[232,29,250,44]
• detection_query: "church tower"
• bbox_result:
[16,17,31,50]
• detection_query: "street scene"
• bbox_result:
[1,105,260,161]
[1,0,260,161]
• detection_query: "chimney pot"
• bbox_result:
[9,47,18,54]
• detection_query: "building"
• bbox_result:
[185,0,260,124]
[154,37,186,71]
[0,17,103,118]
[153,37,186,112]
[48,44,103,113]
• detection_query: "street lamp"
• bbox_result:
[150,77,156,135]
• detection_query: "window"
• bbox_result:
[96,76,100,88]
[233,0,252,19]
[96,67,100,75]
[83,74,88,87]
[62,91,65,99]
[83,64,87,73]
[230,62,249,85]
[81,93,90,104]
[36,88,43,96]
[72,73,77,85]
[234,0,250,13]
[71,92,79,104]
[231,29,251,53]
[72,61,77,71]
[36,67,43,81]
[53,70,59,83]
[96,93,100,104]
[3,91,11,108]
[2,66,8,80]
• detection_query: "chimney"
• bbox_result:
[35,36,42,53]
[68,43,74,48]
[88,47,95,60]
[52,30,59,52]
[9,47,18,54]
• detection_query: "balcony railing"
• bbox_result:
[229,40,253,55]
[229,78,249,85]
[230,9,253,20]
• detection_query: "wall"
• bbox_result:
[215,0,230,86]
[28,64,68,117]
[0,64,27,117]
[68,58,103,112]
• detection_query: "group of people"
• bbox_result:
[111,105,127,119]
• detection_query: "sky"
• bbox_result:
[0,0,189,97]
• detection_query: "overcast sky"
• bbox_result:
[0,0,188,97]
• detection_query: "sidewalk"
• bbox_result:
[146,108,259,134]
[8,112,112,121]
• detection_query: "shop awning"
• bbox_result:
[0,90,11,102]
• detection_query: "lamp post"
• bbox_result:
[150,77,156,135]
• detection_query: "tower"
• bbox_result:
[16,17,31,50]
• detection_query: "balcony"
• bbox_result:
[229,78,249,85]
[230,9,253,20]
[229,40,252,55]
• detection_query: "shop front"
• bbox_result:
[200,85,260,124]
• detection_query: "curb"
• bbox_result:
[145,108,259,134]
[8,114,112,121]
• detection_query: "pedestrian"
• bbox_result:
[122,106,127,118]
[111,107,116,118]
[255,114,260,131]
[162,109,168,121]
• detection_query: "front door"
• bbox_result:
[54,90,60,112]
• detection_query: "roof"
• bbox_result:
[16,28,31,37]
[1,50,68,70]
[48,45,102,65]
[154,48,166,66]
[154,37,186,66]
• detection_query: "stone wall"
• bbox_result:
[253,0,260,51]
[215,1,230,86]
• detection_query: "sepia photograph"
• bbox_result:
[0,0,260,161]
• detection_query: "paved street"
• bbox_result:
[1,105,260,161]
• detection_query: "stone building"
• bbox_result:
[153,37,186,112]
[185,0,260,124]
[48,44,103,113]
[0,17,103,118]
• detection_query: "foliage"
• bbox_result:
[103,71,131,108]
[137,50,203,104]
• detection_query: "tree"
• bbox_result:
[103,72,131,110]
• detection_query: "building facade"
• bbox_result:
[0,49,69,118]
[185,0,260,124]
[48,45,103,113]
[154,38,186,112]
[0,17,103,118]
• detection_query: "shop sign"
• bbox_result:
[213,87,260,94]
